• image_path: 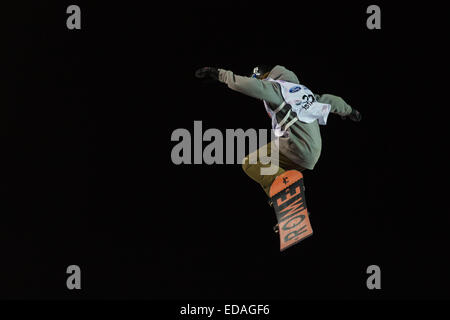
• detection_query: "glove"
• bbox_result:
[348,108,362,122]
[342,108,362,122]
[195,67,219,81]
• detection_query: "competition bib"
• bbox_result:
[267,79,331,125]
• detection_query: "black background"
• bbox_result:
[3,1,448,301]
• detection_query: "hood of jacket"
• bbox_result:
[267,65,300,84]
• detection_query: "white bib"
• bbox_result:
[263,78,331,137]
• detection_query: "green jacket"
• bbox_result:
[218,65,352,170]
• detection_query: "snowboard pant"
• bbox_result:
[242,94,353,196]
[242,141,305,197]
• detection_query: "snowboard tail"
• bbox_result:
[269,170,313,251]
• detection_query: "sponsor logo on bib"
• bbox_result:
[289,86,301,93]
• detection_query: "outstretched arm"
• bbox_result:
[195,67,362,121]
[317,94,362,121]
[317,94,352,116]
[195,67,283,107]
[217,69,283,106]
[194,67,284,107]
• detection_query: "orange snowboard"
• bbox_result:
[269,170,313,251]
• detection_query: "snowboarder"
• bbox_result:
[195,65,361,197]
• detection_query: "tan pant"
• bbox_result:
[242,94,352,196]
[242,142,305,197]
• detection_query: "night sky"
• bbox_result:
[3,1,448,301]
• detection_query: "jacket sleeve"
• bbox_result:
[317,94,352,116]
[218,69,284,107]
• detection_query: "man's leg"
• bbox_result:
[242,141,304,197]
